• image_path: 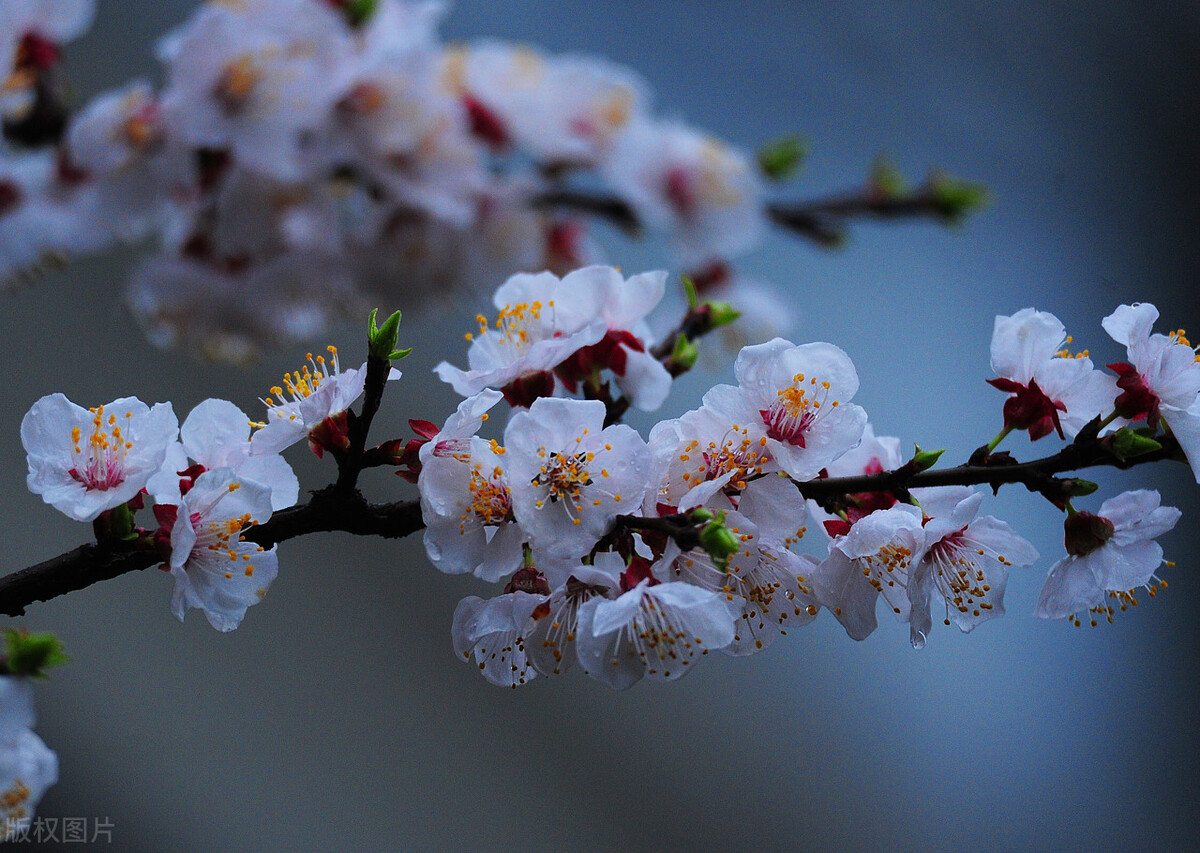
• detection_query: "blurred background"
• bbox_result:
[5,0,1200,849]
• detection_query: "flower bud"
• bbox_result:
[1110,426,1163,460]
[699,516,740,572]
[367,308,411,362]
[757,135,807,182]
[910,445,945,472]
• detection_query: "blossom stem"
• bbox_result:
[985,427,1012,453]
[334,353,392,492]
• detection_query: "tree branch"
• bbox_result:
[0,490,421,618]
[533,181,976,248]
[2,423,1180,617]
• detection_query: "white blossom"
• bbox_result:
[434,267,607,402]
[418,390,529,582]
[604,119,765,265]
[732,337,869,481]
[167,467,278,632]
[988,308,1115,440]
[1035,490,1180,625]
[148,398,298,511]
[452,590,547,689]
[22,394,177,522]
[1103,302,1200,481]
[908,489,1038,648]
[505,397,651,561]
[575,575,737,689]
[250,345,400,455]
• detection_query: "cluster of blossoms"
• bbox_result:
[19,345,400,630]
[0,0,810,359]
[16,267,1190,697]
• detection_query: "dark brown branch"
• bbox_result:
[2,420,1181,617]
[0,490,421,618]
[335,354,392,492]
[532,189,642,235]
[792,432,1183,504]
[533,183,975,248]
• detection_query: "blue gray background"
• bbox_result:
[4,1,1199,850]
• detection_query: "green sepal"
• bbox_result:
[110,502,138,541]
[2,629,68,679]
[757,135,808,182]
[1111,427,1162,460]
[1060,478,1099,498]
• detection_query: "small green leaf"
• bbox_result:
[703,300,741,329]
[3,629,68,679]
[368,308,405,361]
[757,135,808,182]
[681,275,699,310]
[910,445,945,472]
[928,171,988,222]
[870,155,907,199]
[346,0,379,26]
[1060,478,1099,498]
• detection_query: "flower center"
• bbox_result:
[69,405,134,492]
[465,465,513,528]
[465,300,556,355]
[531,449,594,509]
[193,483,264,580]
[925,529,1011,623]
[675,425,770,495]
[257,346,341,424]
[760,373,839,447]
[215,54,261,114]
[861,543,916,614]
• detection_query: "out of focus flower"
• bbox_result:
[604,120,765,265]
[0,675,57,843]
